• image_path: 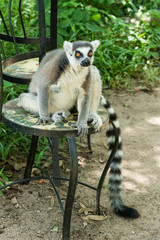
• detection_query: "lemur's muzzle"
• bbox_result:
[81,58,90,67]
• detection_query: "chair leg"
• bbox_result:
[50,137,60,187]
[23,135,39,184]
[62,137,78,240]
[87,134,92,153]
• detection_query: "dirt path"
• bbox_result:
[0,88,160,240]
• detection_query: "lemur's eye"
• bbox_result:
[88,50,93,57]
[75,51,81,58]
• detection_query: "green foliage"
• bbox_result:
[0,125,30,161]
[0,167,6,197]
[0,166,12,197]
[55,0,160,87]
[3,81,28,102]
[1,0,160,87]
[0,137,25,161]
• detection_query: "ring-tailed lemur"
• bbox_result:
[19,40,139,218]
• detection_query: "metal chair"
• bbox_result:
[0,1,119,239]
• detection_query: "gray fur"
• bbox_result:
[73,41,93,51]
[19,40,101,136]
[19,40,139,218]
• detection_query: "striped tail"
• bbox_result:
[101,96,139,218]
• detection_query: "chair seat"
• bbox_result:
[3,57,39,80]
[2,98,109,138]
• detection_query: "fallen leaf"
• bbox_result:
[32,168,41,176]
[77,147,91,153]
[135,86,152,92]
[82,214,107,221]
[45,195,52,199]
[104,140,108,150]
[99,158,105,164]
[79,207,96,216]
[8,160,26,170]
[80,203,86,208]
[76,142,86,148]
[15,162,26,170]
[47,207,53,211]
[15,204,19,209]
[11,196,18,205]
[11,197,19,208]
[105,235,110,240]
[59,160,63,167]
[43,161,51,168]
[10,156,18,161]
[100,119,109,131]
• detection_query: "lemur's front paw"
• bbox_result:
[52,110,70,123]
[88,113,102,131]
[77,122,88,138]
[36,116,51,125]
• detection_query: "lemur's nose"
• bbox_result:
[81,58,90,67]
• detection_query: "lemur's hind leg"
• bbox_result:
[52,110,70,123]
[19,93,39,115]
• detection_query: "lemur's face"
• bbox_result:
[63,40,100,69]
[74,47,94,67]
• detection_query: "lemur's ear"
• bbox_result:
[63,41,73,55]
[91,40,100,51]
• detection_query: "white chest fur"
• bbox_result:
[48,66,89,113]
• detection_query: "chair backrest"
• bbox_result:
[0,0,58,84]
[0,0,58,121]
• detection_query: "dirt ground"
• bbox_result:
[0,87,160,240]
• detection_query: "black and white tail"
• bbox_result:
[101,96,139,218]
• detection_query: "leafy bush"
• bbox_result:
[1,0,160,87]
[56,0,160,86]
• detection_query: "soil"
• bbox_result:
[0,87,160,240]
